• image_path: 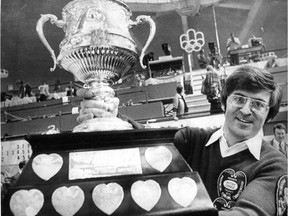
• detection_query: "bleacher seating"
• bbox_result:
[1,61,287,138]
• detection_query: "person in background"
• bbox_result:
[142,51,154,67]
[142,51,154,78]
[173,65,286,216]
[202,65,222,114]
[18,81,25,98]
[197,49,208,69]
[53,79,62,93]
[226,32,241,65]
[1,161,27,201]
[133,74,145,87]
[270,123,288,157]
[9,161,27,187]
[66,85,73,96]
[207,83,222,114]
[24,82,32,97]
[66,82,76,96]
[208,46,221,69]
[265,57,279,69]
[172,86,187,121]
[38,81,50,101]
[1,171,10,201]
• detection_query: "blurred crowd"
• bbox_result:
[1,80,78,107]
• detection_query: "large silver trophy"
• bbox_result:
[36,0,155,132]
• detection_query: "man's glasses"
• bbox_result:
[228,94,269,114]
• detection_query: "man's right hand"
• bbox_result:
[76,87,119,123]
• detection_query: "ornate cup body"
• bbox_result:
[36,0,155,84]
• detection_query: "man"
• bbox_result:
[142,51,154,78]
[18,81,25,98]
[174,65,287,216]
[197,49,208,69]
[270,123,288,157]
[142,51,154,67]
[226,33,241,65]
[38,81,50,101]
[9,161,27,187]
[202,65,222,114]
[172,86,187,120]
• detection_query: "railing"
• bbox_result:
[223,47,287,66]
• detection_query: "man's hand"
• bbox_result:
[76,87,120,123]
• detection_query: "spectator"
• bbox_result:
[201,65,222,114]
[173,86,188,120]
[208,47,221,69]
[24,82,32,97]
[207,83,222,114]
[38,81,50,101]
[1,172,10,201]
[54,79,62,93]
[205,66,222,114]
[270,123,288,157]
[18,81,25,98]
[142,51,154,67]
[142,52,154,78]
[9,161,27,187]
[265,57,278,69]
[133,74,145,87]
[173,65,286,215]
[66,82,76,96]
[1,161,27,201]
[197,49,208,69]
[226,33,241,65]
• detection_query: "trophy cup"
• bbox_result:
[36,0,155,132]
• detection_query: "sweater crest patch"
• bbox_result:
[276,175,287,216]
[213,168,247,210]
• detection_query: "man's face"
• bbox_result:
[274,128,286,143]
[223,90,270,144]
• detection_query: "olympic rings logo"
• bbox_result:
[179,29,205,53]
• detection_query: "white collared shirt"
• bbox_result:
[205,127,263,160]
[272,138,280,151]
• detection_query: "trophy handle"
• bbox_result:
[130,15,156,69]
[36,14,66,72]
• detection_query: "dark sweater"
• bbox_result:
[174,127,288,216]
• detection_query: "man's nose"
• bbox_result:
[240,100,252,115]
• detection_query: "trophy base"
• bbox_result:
[72,117,133,132]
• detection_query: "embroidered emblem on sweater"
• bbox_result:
[213,197,235,210]
[213,168,247,210]
[217,168,247,200]
[276,175,287,216]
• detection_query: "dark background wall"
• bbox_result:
[1,0,287,92]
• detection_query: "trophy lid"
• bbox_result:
[63,0,132,14]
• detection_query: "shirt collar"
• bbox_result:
[244,132,263,160]
[206,127,263,160]
[206,127,223,146]
[273,138,280,146]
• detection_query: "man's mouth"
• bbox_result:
[237,117,253,124]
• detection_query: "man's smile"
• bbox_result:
[236,117,253,124]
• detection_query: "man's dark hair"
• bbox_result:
[176,86,183,94]
[220,65,282,122]
[273,123,287,133]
